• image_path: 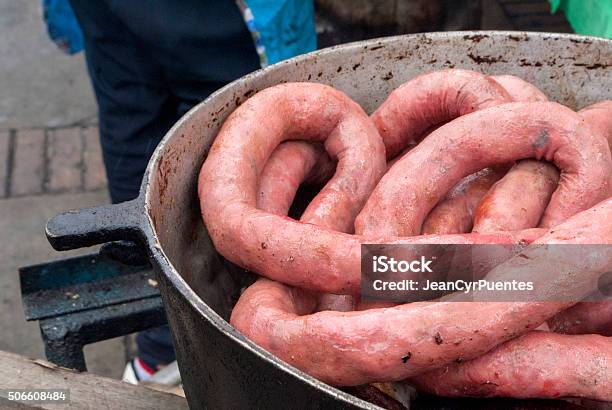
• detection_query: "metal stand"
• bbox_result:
[20,253,166,371]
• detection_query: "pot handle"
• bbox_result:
[46,199,143,251]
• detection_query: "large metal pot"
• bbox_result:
[46,32,612,409]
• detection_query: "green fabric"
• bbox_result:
[549,0,612,39]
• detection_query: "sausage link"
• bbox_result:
[579,100,612,150]
[200,85,556,294]
[356,102,611,237]
[231,278,562,386]
[257,142,326,216]
[580,100,612,196]
[472,101,611,338]
[466,77,553,233]
[256,152,540,309]
[473,100,611,235]
[258,141,356,311]
[260,71,512,234]
[473,160,560,232]
[265,73,532,238]
[199,83,387,293]
[421,76,548,236]
[491,75,549,102]
[421,168,506,235]
[549,301,612,336]
[417,198,611,399]
[411,332,611,400]
[371,69,513,160]
[262,71,517,232]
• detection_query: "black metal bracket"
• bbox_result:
[20,252,166,371]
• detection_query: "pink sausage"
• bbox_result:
[230,199,611,386]
[371,69,513,160]
[260,72,524,237]
[257,142,326,216]
[257,142,356,312]
[579,100,612,150]
[491,75,548,102]
[255,153,539,310]
[231,278,563,386]
[549,301,612,336]
[411,332,611,401]
[199,83,387,293]
[356,102,611,237]
[262,70,515,225]
[473,100,610,236]
[473,160,560,233]
[200,85,554,294]
[258,141,364,312]
[421,168,506,235]
[470,77,554,232]
[420,198,612,402]
[421,76,548,236]
[473,102,611,336]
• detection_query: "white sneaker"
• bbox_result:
[122,358,155,385]
[122,360,139,385]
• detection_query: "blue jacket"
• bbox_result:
[42,0,316,65]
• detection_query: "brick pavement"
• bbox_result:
[0,125,116,377]
[1,126,106,199]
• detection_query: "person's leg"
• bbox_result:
[95,0,259,376]
[70,0,259,380]
[110,0,260,376]
[69,0,178,378]
[106,0,260,114]
[69,0,177,203]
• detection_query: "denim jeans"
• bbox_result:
[69,0,259,368]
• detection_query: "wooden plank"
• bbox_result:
[0,396,44,409]
[0,351,188,410]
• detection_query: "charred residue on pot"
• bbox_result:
[467,54,508,64]
[156,137,185,202]
[507,34,529,42]
[463,34,489,43]
[518,59,543,67]
[569,37,593,45]
[573,63,610,70]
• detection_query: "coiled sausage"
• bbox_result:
[230,199,611,386]
[356,102,611,237]
[371,69,513,160]
[411,332,611,400]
